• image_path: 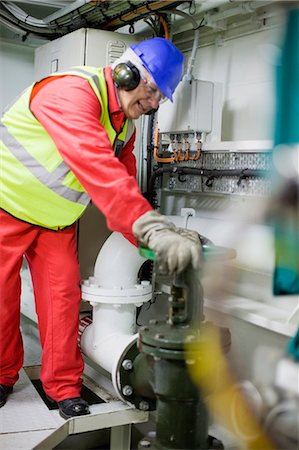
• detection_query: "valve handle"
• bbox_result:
[139,244,236,262]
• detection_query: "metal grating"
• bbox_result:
[162,152,273,197]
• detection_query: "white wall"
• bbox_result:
[191,27,283,141]
[1,27,283,140]
[0,41,35,114]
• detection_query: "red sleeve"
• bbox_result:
[30,75,152,240]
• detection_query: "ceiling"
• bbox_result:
[0,0,294,48]
[0,0,184,44]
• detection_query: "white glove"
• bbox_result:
[132,211,201,274]
[176,228,214,246]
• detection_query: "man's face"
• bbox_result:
[118,75,165,120]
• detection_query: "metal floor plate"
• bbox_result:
[0,367,148,450]
[0,369,64,449]
[1,320,148,450]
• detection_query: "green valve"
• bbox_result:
[139,246,156,260]
[202,244,236,260]
[139,245,236,262]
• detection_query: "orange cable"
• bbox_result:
[156,13,170,40]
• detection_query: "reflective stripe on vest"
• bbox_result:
[0,67,135,229]
[69,67,101,94]
[1,122,89,205]
[66,67,135,154]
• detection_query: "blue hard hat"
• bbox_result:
[130,37,184,101]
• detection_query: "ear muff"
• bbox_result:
[112,61,141,91]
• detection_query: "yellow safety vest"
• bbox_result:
[0,67,134,230]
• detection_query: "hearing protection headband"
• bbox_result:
[112,61,141,91]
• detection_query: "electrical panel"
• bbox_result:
[34,28,139,79]
[158,78,214,134]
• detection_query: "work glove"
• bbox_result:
[132,211,201,274]
[176,228,214,246]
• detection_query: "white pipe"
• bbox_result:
[185,28,200,80]
[93,232,146,288]
[80,232,151,396]
[80,323,137,377]
[191,0,231,14]
[160,7,199,81]
[20,231,150,399]
[20,231,150,376]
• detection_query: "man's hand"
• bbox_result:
[132,211,202,274]
[176,228,214,246]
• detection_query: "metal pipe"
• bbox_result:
[79,232,152,397]
[138,266,211,449]
[160,7,200,80]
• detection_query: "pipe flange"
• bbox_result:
[139,322,193,360]
[113,338,156,411]
[81,279,152,305]
[139,322,231,360]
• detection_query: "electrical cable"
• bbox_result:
[0,16,27,35]
[0,1,180,40]
[102,1,184,30]
[156,12,170,39]
[1,1,57,30]
[143,16,160,36]
[148,165,271,205]
[160,8,202,79]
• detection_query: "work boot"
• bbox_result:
[0,384,13,408]
[57,397,90,420]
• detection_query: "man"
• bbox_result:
[0,37,201,419]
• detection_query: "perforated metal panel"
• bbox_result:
[162,152,272,197]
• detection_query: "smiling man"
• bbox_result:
[112,42,167,118]
[0,37,202,419]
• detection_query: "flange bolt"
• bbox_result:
[139,400,149,411]
[139,439,151,448]
[122,359,133,370]
[122,385,133,396]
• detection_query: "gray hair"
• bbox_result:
[111,47,152,81]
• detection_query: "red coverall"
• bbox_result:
[0,67,152,401]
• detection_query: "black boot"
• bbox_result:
[0,384,13,408]
[57,397,90,420]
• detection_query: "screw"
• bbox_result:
[185,335,196,342]
[139,400,150,411]
[149,319,158,325]
[155,333,165,340]
[186,359,195,365]
[139,439,151,448]
[122,385,133,396]
[122,359,133,371]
